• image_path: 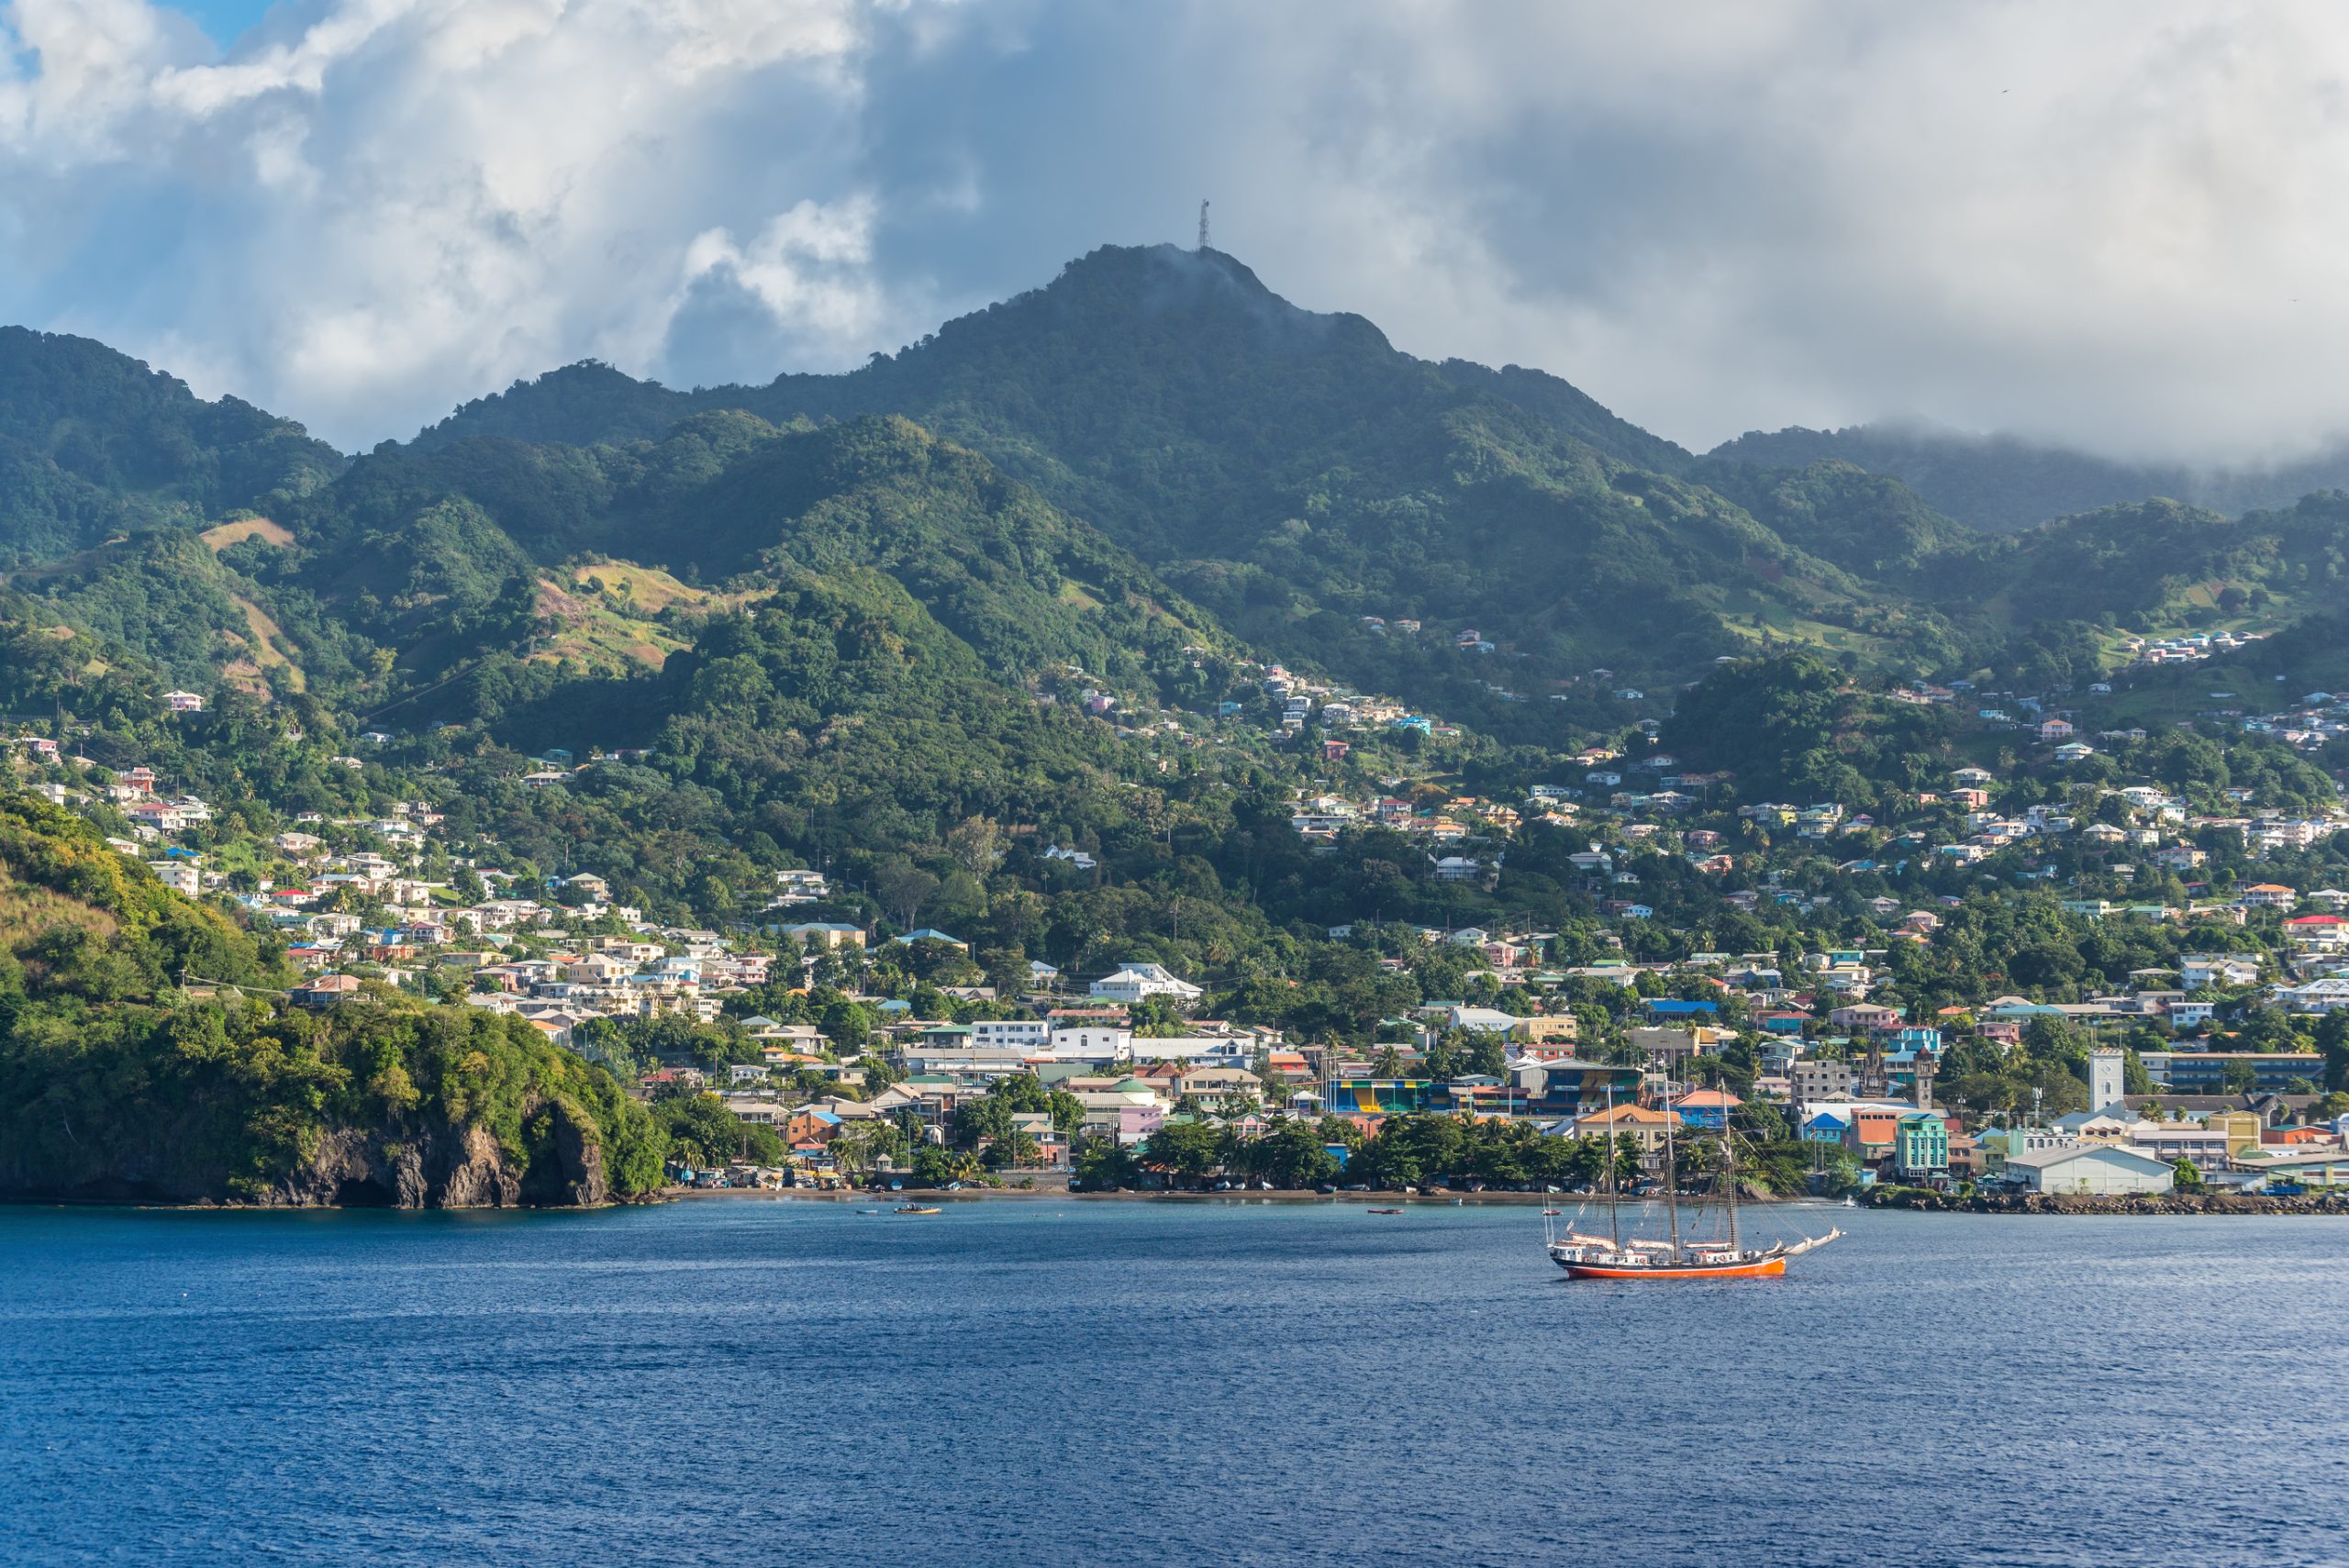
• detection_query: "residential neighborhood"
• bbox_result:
[9,644,2349,1204]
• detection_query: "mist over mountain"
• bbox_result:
[1711,422,2349,535]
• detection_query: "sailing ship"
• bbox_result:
[1545,1085,1840,1279]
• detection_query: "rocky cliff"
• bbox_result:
[2,1096,616,1209]
[259,1100,611,1208]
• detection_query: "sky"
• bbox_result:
[4,0,2347,462]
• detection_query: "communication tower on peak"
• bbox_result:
[1197,200,1210,251]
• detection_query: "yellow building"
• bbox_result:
[2206,1110,2263,1155]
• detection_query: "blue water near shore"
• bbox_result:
[4,1198,2346,1566]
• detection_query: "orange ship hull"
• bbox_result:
[1563,1256,1787,1280]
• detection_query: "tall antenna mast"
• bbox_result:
[1197,199,1210,251]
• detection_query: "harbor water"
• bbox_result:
[3,1199,2344,1566]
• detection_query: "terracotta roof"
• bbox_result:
[1577,1104,1680,1128]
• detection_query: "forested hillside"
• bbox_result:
[0,793,663,1204]
[0,328,342,568]
[408,248,1923,721]
[15,243,2348,750]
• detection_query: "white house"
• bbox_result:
[971,1019,1052,1051]
[1045,1022,1134,1062]
[1117,1036,1252,1066]
[2274,977,2349,1014]
[1089,962,1204,1006]
[2181,955,2262,991]
[163,691,206,713]
[773,869,829,904]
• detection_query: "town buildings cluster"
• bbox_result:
[10,646,2349,1199]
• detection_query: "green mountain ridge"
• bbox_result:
[396,247,1928,724]
[6,243,2349,744]
[0,327,344,569]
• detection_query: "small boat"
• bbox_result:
[1843,1196,1858,1208]
[894,1205,942,1216]
[1542,1208,1562,1217]
[1367,1207,1403,1215]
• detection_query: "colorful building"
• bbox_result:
[1672,1088,1742,1131]
[1893,1111,1949,1182]
[1841,1106,1903,1162]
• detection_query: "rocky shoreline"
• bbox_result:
[0,1102,618,1210]
[1867,1188,2349,1217]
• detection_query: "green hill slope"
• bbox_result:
[0,328,344,567]
[407,246,1916,720]
[0,789,663,1205]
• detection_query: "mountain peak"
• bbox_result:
[934,240,1391,366]
[406,240,1696,505]
[1052,241,1287,311]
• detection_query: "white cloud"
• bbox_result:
[1119,0,2349,464]
[0,0,908,445]
[6,0,2349,465]
[681,195,899,347]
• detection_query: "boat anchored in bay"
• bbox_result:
[1544,1086,1840,1280]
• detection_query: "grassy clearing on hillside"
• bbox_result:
[536,560,779,672]
[1715,590,1894,662]
[533,574,694,672]
[565,559,764,615]
[199,518,295,550]
[223,594,302,693]
[0,876,119,945]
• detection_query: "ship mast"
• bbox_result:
[1724,1119,1743,1254]
[1661,1082,1681,1260]
[1603,1081,1621,1250]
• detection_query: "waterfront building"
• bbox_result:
[1893,1112,1950,1182]
[2003,1145,2176,1195]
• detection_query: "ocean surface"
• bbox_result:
[4,1197,2346,1567]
